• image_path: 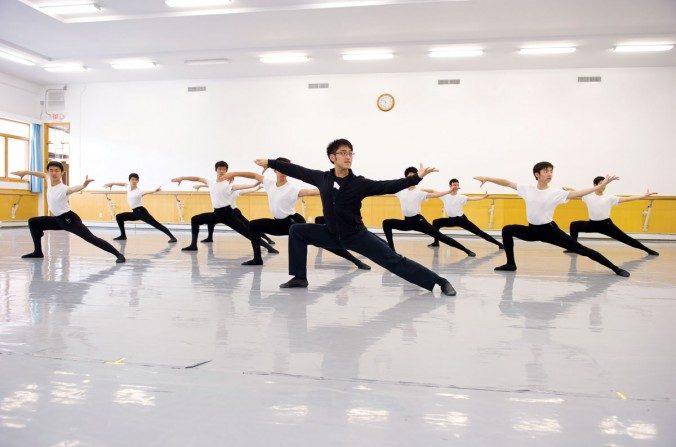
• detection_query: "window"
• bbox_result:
[0,118,30,180]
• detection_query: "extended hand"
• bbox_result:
[417,163,438,178]
[473,176,487,187]
[83,175,95,187]
[10,171,26,179]
[255,159,269,169]
[155,187,162,193]
[171,178,182,186]
[645,189,658,197]
[601,174,620,185]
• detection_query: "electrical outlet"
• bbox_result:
[98,212,103,218]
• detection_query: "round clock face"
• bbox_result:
[377,93,395,112]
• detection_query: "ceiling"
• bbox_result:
[1,0,675,85]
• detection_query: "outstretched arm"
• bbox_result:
[619,189,658,203]
[171,176,209,186]
[67,175,95,195]
[467,191,489,201]
[256,159,324,187]
[142,187,162,196]
[473,176,517,190]
[11,170,45,179]
[298,188,320,198]
[193,183,209,191]
[231,179,262,191]
[567,175,619,199]
[103,181,128,189]
[362,163,438,196]
[235,184,263,196]
[425,189,452,199]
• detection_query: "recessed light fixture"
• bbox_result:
[111,60,158,70]
[428,48,484,58]
[165,0,232,7]
[259,54,309,64]
[44,64,88,72]
[184,58,231,65]
[0,49,36,66]
[519,47,576,55]
[342,51,394,61]
[613,44,674,53]
[39,2,101,15]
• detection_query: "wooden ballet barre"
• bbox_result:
[642,199,653,232]
[10,195,22,219]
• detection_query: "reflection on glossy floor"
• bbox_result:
[1,227,674,446]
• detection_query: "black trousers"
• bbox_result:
[206,208,272,244]
[27,211,122,258]
[249,213,363,266]
[189,206,274,251]
[382,214,470,253]
[116,206,175,239]
[431,215,502,247]
[502,222,619,272]
[570,218,652,253]
[288,224,442,291]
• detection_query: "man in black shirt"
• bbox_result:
[254,138,457,296]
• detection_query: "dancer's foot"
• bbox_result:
[438,279,457,297]
[182,245,198,251]
[428,242,440,248]
[242,259,263,266]
[466,250,476,257]
[494,263,517,272]
[615,268,630,278]
[168,237,177,243]
[646,249,659,256]
[497,243,504,250]
[113,235,127,241]
[200,238,213,243]
[116,255,126,263]
[280,277,309,288]
[21,252,44,259]
[355,261,371,270]
[267,247,279,254]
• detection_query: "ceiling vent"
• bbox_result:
[438,79,461,85]
[308,83,329,89]
[577,76,602,83]
[187,86,207,92]
[45,89,66,113]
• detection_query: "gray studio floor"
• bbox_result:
[0,227,674,446]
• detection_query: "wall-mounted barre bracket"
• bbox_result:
[641,200,653,232]
[104,194,117,220]
[11,196,22,219]
[488,199,496,229]
[174,195,185,223]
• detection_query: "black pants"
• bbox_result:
[189,206,274,251]
[27,211,122,258]
[570,219,652,253]
[249,214,363,266]
[116,206,175,239]
[382,214,471,253]
[206,208,273,244]
[431,215,502,247]
[502,222,619,272]
[288,224,443,291]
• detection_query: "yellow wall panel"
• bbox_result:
[0,190,38,221]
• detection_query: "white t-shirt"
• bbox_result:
[263,175,302,219]
[583,194,620,221]
[229,190,241,210]
[441,194,468,217]
[395,188,428,217]
[47,182,71,216]
[127,186,143,209]
[516,184,569,225]
[206,178,232,208]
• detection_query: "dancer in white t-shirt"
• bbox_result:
[474,161,629,277]
[382,167,475,256]
[103,173,177,242]
[426,178,503,249]
[564,176,659,256]
[12,162,125,263]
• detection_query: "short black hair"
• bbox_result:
[276,157,291,164]
[593,176,605,186]
[404,166,418,177]
[214,161,229,170]
[449,178,459,185]
[128,173,139,181]
[532,161,554,179]
[326,138,353,163]
[46,161,64,171]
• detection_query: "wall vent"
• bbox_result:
[45,89,66,113]
[577,76,602,83]
[308,83,329,89]
[438,79,461,85]
[187,86,207,92]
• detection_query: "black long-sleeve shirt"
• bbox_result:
[268,159,422,237]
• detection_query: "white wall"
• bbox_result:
[0,72,42,191]
[62,67,676,194]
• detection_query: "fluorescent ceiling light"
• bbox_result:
[429,49,483,58]
[44,64,88,72]
[259,54,309,64]
[111,60,158,70]
[39,2,101,15]
[342,52,394,61]
[519,47,576,55]
[0,49,36,66]
[165,0,232,7]
[613,44,674,53]
[184,58,230,65]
